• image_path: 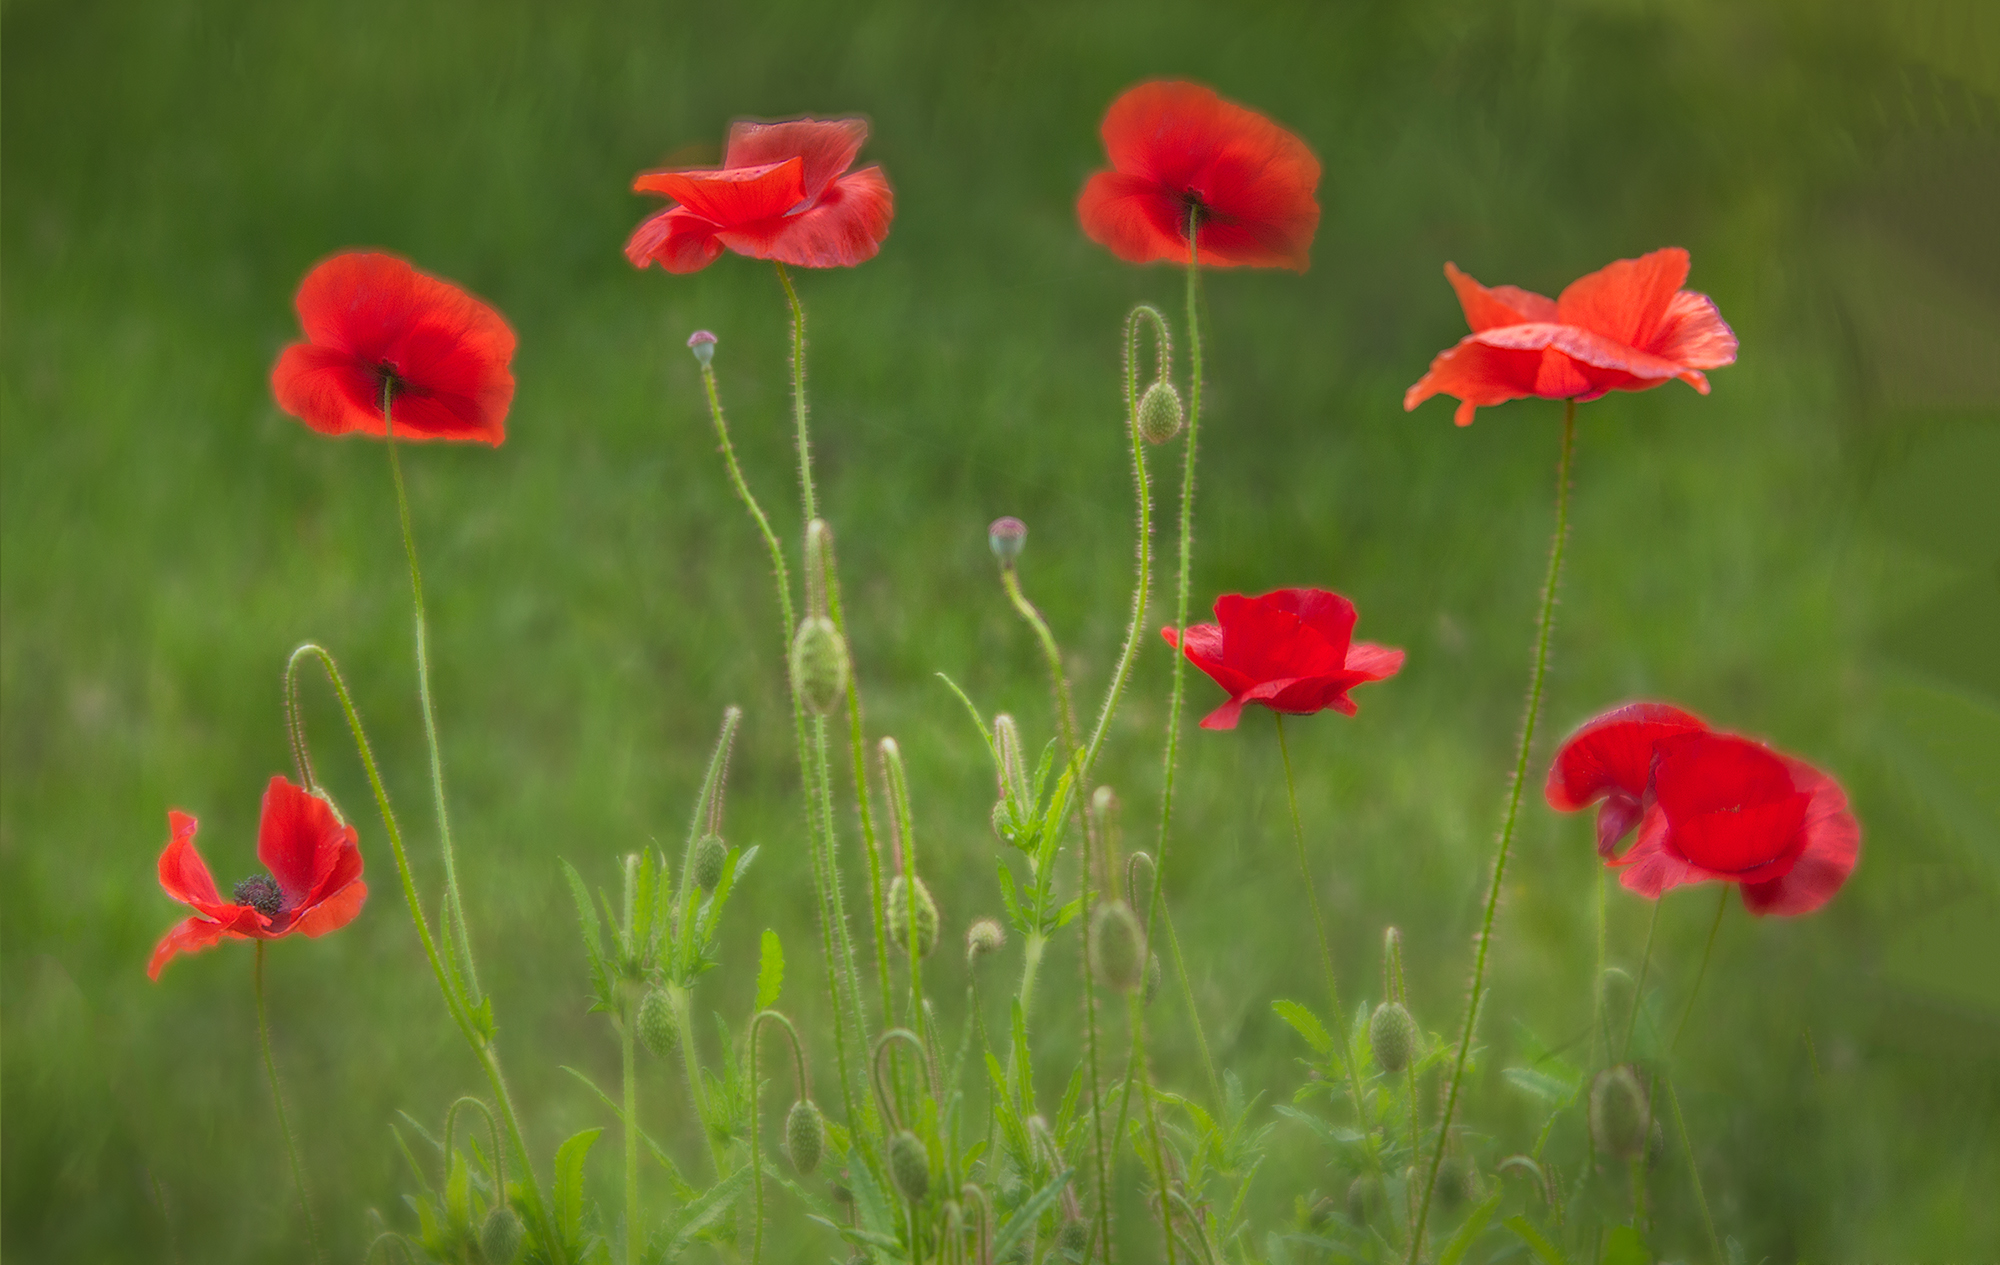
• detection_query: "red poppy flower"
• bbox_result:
[1163,588,1404,730]
[1077,80,1320,272]
[1545,704,1859,915]
[148,776,367,979]
[625,117,894,274]
[1404,248,1738,426]
[271,252,516,445]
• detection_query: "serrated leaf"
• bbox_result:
[992,1167,1073,1260]
[1504,1213,1571,1265]
[1272,999,1334,1056]
[1049,895,1084,932]
[553,1127,603,1245]
[563,861,608,989]
[997,860,1027,933]
[657,1164,750,1258]
[755,928,784,1010]
[1504,1066,1578,1106]
[633,848,657,965]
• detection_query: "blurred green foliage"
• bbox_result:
[4,0,1997,1260]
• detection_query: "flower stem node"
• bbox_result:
[1368,1002,1418,1074]
[889,1130,931,1202]
[1590,1064,1652,1162]
[636,987,679,1058]
[479,1203,524,1265]
[988,516,1027,568]
[1089,900,1145,993]
[686,329,717,367]
[966,917,1007,961]
[790,616,850,716]
[1136,379,1186,444]
[886,875,940,957]
[785,1098,825,1175]
[692,834,727,891]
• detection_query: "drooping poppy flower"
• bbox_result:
[625,117,894,274]
[1077,80,1321,272]
[271,252,517,445]
[149,776,367,979]
[1404,248,1738,427]
[1545,704,1859,916]
[1163,588,1404,730]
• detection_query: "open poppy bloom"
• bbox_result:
[1546,703,1859,915]
[625,117,894,274]
[1164,588,1404,730]
[149,776,367,979]
[1077,80,1320,272]
[1404,248,1738,426]
[271,252,516,445]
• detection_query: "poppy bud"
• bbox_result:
[1345,1173,1382,1225]
[1089,900,1145,992]
[1056,1216,1090,1255]
[785,1098,824,1175]
[686,330,717,368]
[1136,379,1185,444]
[636,987,678,1057]
[989,798,1013,843]
[1589,1065,1652,1162]
[966,917,1006,960]
[692,834,727,891]
[790,616,849,715]
[886,875,940,958]
[479,1203,524,1265]
[993,713,1028,815]
[988,516,1027,567]
[889,1129,930,1202]
[1368,1002,1418,1074]
[1438,1154,1481,1209]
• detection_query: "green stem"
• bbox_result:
[775,261,815,524]
[1130,993,1180,1265]
[1671,887,1729,1054]
[999,568,1079,757]
[748,1010,811,1265]
[1624,895,1663,1061]
[620,990,640,1264]
[1275,716,1369,1129]
[670,984,723,1177]
[382,396,480,1010]
[1665,1076,1725,1264]
[1409,399,1576,1259]
[255,942,323,1264]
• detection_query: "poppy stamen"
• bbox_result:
[233,874,285,918]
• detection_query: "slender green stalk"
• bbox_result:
[620,989,640,1265]
[879,739,926,1042]
[1591,869,1611,1068]
[1129,993,1180,1265]
[748,1009,810,1265]
[1624,896,1664,1060]
[1666,1076,1725,1264]
[382,395,480,1010]
[669,984,723,1177]
[1275,716,1369,1128]
[1409,400,1577,1259]
[812,714,873,1101]
[999,567,1079,756]
[775,262,816,524]
[255,942,323,1264]
[1671,887,1729,1054]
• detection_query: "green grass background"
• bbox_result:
[5,0,1998,1259]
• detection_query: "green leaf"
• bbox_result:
[1504,1213,1571,1265]
[756,928,784,1010]
[562,860,607,983]
[553,1126,603,1245]
[657,1164,751,1258]
[1436,1190,1502,1265]
[559,1066,696,1201]
[633,847,657,965]
[992,1167,1074,1260]
[1600,1224,1649,1265]
[1505,1066,1579,1105]
[1271,1000,1334,1056]
[996,860,1027,933]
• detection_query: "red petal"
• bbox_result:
[1648,288,1738,372]
[1445,263,1558,331]
[723,118,868,202]
[722,166,894,268]
[1740,763,1859,916]
[148,915,243,980]
[1615,804,1700,899]
[1078,171,1188,266]
[271,344,385,439]
[1198,696,1250,730]
[156,810,220,908]
[1165,621,1250,697]
[257,776,358,910]
[625,206,726,274]
[1214,593,1348,685]
[1595,793,1646,857]
[1555,247,1690,350]
[1260,589,1356,652]
[290,878,368,938]
[633,159,807,228]
[1545,702,1708,812]
[1651,732,1810,876]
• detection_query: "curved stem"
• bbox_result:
[999,568,1078,757]
[748,1009,811,1265]
[1624,895,1664,1061]
[1409,400,1576,1259]
[1671,887,1729,1055]
[255,942,323,1264]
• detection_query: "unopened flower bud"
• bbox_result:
[636,987,678,1057]
[1136,379,1185,444]
[988,516,1027,567]
[1589,1065,1652,1162]
[692,834,726,891]
[1438,1154,1481,1209]
[990,798,1013,843]
[790,616,849,715]
[480,1203,524,1265]
[1369,1002,1418,1074]
[993,713,1028,815]
[785,1098,824,1175]
[1345,1173,1382,1225]
[966,918,1006,960]
[1056,1216,1090,1255]
[889,1129,930,1202]
[686,330,717,367]
[886,875,940,958]
[1089,900,1145,993]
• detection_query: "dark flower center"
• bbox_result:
[233,874,285,917]
[376,362,407,412]
[1178,189,1210,235]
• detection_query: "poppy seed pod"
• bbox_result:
[790,616,849,715]
[1590,1065,1652,1162]
[686,329,717,367]
[692,834,727,891]
[636,987,678,1057]
[785,1099,824,1175]
[966,917,1006,959]
[480,1203,524,1265]
[1136,379,1185,444]
[1056,1216,1090,1254]
[886,875,940,957]
[1089,900,1145,993]
[889,1130,930,1202]
[1345,1173,1382,1225]
[1369,1002,1418,1074]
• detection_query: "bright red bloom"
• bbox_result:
[271,252,516,445]
[1163,588,1404,730]
[1545,704,1859,916]
[625,117,894,274]
[148,776,367,980]
[1404,248,1737,426]
[1077,80,1320,272]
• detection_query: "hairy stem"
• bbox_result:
[621,989,640,1264]
[1624,895,1664,1061]
[1671,887,1729,1054]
